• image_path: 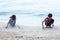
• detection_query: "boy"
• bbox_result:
[42,13,54,29]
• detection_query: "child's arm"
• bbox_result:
[14,19,16,24]
[14,19,16,26]
[42,20,45,29]
[51,19,54,27]
[6,20,10,28]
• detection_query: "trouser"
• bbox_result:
[45,19,54,27]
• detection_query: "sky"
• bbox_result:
[0,0,60,13]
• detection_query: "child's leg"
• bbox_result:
[51,19,54,24]
[45,22,52,28]
[45,19,54,28]
[45,22,50,28]
[49,19,54,28]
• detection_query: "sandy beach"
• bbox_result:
[0,0,60,40]
[0,30,60,40]
[0,25,60,40]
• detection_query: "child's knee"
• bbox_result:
[51,19,54,24]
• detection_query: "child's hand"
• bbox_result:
[42,24,44,28]
[6,26,8,28]
[42,26,44,29]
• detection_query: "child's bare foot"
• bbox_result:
[49,26,53,28]
[52,24,54,27]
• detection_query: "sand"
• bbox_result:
[0,31,60,40]
[0,26,60,40]
[0,22,60,40]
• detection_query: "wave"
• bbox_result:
[0,11,60,18]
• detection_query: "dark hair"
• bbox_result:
[48,13,52,17]
[10,15,16,20]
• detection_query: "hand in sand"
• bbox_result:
[6,26,8,28]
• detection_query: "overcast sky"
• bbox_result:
[0,0,60,12]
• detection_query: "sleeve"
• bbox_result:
[44,17,49,22]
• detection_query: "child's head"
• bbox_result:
[48,13,52,18]
[10,15,16,20]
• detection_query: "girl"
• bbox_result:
[6,15,16,28]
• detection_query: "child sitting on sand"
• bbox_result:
[42,13,54,29]
[6,15,16,28]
